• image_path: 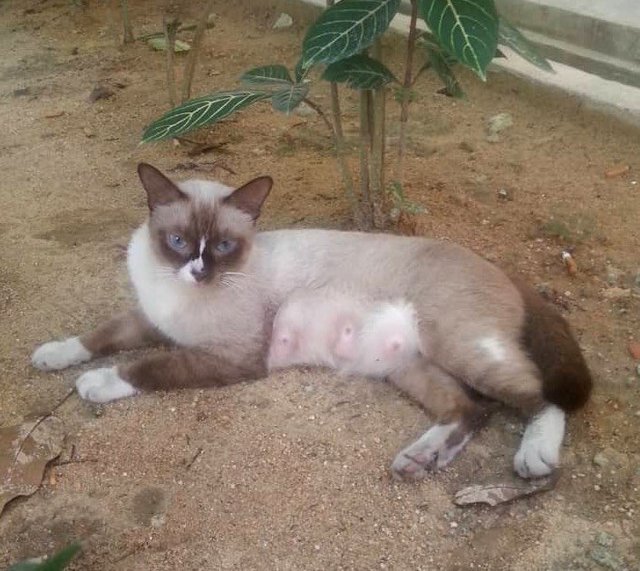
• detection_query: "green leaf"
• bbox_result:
[240,65,293,87]
[271,83,310,113]
[322,54,397,90]
[147,37,191,52]
[142,91,270,143]
[301,0,401,71]
[498,18,554,72]
[8,544,81,571]
[418,0,499,80]
[427,47,465,98]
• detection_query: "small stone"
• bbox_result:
[596,532,615,547]
[88,84,114,103]
[589,547,625,571]
[593,453,610,467]
[628,341,640,360]
[497,188,510,201]
[605,263,623,286]
[450,521,458,529]
[83,127,96,138]
[273,13,293,29]
[601,287,631,300]
[459,141,475,153]
[486,112,513,136]
[294,102,316,118]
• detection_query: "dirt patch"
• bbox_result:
[0,1,639,569]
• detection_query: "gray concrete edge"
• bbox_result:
[296,0,640,129]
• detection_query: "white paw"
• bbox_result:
[514,405,565,478]
[32,337,92,371]
[391,422,471,479]
[76,367,138,403]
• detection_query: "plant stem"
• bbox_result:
[326,0,344,140]
[395,0,418,186]
[370,39,387,228]
[325,0,362,226]
[181,0,215,103]
[120,0,134,44]
[303,97,362,228]
[359,90,371,213]
[301,97,333,135]
[163,15,180,108]
[329,84,344,139]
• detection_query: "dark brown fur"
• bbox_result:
[119,347,268,391]
[512,277,592,412]
[80,309,168,356]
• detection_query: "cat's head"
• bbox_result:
[137,162,272,285]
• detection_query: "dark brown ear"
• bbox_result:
[224,176,273,221]
[137,163,186,210]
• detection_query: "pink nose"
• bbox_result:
[191,268,207,282]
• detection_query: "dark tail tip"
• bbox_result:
[512,277,593,412]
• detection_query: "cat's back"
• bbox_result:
[257,228,507,292]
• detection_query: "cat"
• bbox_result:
[267,287,422,379]
[32,163,592,479]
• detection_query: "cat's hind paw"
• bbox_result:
[76,367,138,403]
[391,422,472,479]
[32,337,92,371]
[514,405,565,479]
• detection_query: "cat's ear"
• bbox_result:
[137,163,186,210]
[224,176,273,221]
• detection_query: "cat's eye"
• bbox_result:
[168,233,187,251]
[215,239,236,255]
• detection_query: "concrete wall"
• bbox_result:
[397,0,640,88]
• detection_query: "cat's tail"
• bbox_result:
[511,277,592,412]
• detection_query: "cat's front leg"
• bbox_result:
[76,347,268,403]
[32,308,167,371]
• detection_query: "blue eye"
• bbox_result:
[215,239,236,254]
[168,233,187,251]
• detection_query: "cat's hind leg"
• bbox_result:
[388,358,491,479]
[445,336,566,479]
[32,308,167,371]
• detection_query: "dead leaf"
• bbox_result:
[0,415,65,516]
[604,164,630,179]
[147,37,191,52]
[453,477,555,507]
[561,251,578,277]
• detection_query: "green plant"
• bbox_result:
[142,0,551,229]
[8,543,81,571]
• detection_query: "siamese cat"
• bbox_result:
[32,163,592,479]
[268,288,422,378]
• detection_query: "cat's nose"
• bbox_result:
[191,268,207,282]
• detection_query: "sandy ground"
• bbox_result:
[0,1,639,569]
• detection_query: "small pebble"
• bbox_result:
[273,12,293,29]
